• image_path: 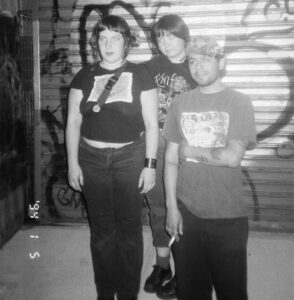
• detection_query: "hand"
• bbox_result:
[68,164,84,192]
[166,206,183,242]
[138,167,156,194]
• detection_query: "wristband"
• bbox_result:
[144,158,157,169]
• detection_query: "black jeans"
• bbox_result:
[79,136,145,299]
[145,135,170,247]
[173,202,249,300]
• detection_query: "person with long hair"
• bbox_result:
[143,14,196,299]
[66,15,159,300]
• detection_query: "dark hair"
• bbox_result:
[151,14,190,49]
[90,15,136,59]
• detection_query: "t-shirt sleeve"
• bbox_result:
[229,93,257,150]
[70,66,89,90]
[162,96,183,144]
[137,64,157,91]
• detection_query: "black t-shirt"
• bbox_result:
[144,55,196,129]
[70,61,156,143]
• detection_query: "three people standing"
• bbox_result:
[66,13,256,300]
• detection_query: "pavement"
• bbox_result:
[0,224,293,300]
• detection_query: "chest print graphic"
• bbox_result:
[181,111,229,148]
[86,72,133,104]
[155,72,191,126]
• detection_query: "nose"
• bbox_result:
[194,60,205,72]
[105,39,112,49]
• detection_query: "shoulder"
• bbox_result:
[73,63,98,78]
[172,89,197,109]
[225,87,250,102]
[223,88,255,120]
[126,61,152,78]
[144,55,169,68]
[125,61,144,73]
[125,61,156,90]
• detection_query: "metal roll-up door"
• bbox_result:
[38,0,294,231]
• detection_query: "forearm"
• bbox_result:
[185,146,227,166]
[65,119,81,168]
[164,142,180,210]
[182,140,246,168]
[145,123,159,159]
[141,88,159,160]
[164,162,179,210]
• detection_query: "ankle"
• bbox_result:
[156,254,170,270]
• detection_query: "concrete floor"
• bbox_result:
[0,224,293,300]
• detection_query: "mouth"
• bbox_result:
[195,72,207,77]
[105,52,114,56]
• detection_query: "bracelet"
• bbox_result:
[144,158,157,169]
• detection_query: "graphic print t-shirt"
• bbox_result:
[181,111,229,148]
[163,87,257,218]
[70,62,156,143]
[144,55,196,129]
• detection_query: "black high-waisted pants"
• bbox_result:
[79,135,145,299]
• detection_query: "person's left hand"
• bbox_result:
[138,168,156,194]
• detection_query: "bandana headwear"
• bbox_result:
[187,36,224,58]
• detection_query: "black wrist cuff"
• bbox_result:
[144,158,157,169]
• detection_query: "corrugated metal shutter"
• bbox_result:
[38,0,294,230]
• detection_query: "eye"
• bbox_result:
[188,59,196,66]
[157,36,163,43]
[98,36,106,43]
[113,35,123,42]
[167,34,176,40]
[201,57,212,64]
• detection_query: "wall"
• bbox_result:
[38,0,294,230]
[0,5,27,247]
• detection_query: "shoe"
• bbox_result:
[97,297,114,300]
[156,276,177,299]
[117,297,137,300]
[144,265,172,293]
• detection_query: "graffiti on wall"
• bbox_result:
[41,0,294,221]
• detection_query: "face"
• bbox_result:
[157,31,186,62]
[188,54,223,87]
[98,29,125,67]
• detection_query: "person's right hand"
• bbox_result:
[68,164,84,192]
[166,206,183,242]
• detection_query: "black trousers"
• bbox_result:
[173,202,249,300]
[79,136,145,299]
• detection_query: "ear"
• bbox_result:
[218,57,226,71]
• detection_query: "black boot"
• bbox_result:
[144,265,172,293]
[156,276,177,299]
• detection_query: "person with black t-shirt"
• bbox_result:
[143,14,196,299]
[66,15,158,300]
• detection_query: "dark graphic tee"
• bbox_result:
[144,55,196,129]
[70,61,156,143]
